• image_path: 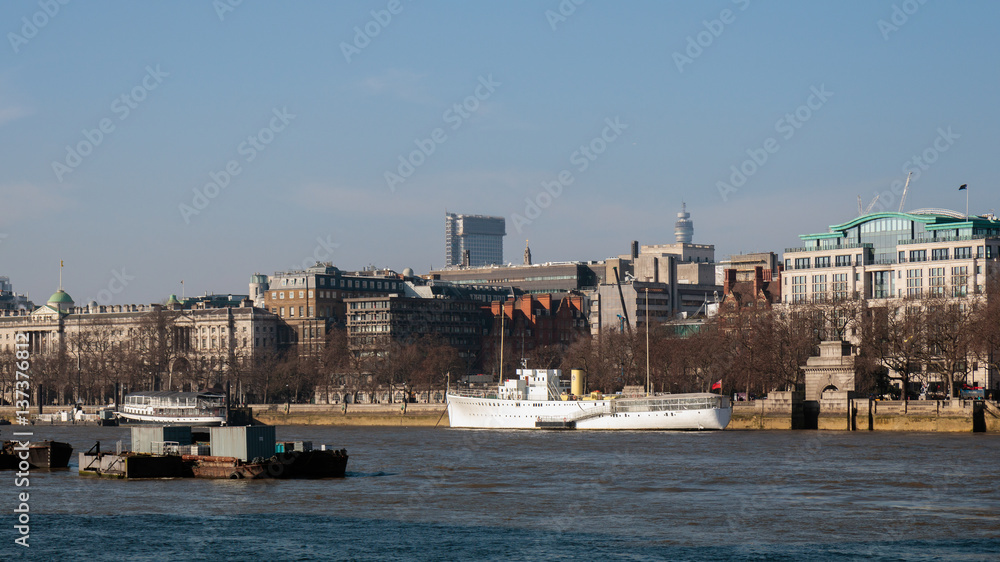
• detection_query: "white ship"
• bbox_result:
[447,369,731,430]
[117,391,227,426]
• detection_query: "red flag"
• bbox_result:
[711,379,722,392]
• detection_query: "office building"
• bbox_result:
[445,213,506,267]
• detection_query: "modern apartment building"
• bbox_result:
[445,213,506,267]
[783,209,1000,394]
[782,210,1000,304]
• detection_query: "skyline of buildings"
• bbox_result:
[3,202,999,404]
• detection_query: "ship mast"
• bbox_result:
[645,287,650,397]
[499,300,505,382]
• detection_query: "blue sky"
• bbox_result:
[1,1,998,305]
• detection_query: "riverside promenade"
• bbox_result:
[5,398,998,431]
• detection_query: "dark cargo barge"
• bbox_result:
[1,440,73,469]
[78,425,348,479]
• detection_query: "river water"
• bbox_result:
[5,425,999,560]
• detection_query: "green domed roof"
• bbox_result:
[47,289,74,304]
[166,294,180,305]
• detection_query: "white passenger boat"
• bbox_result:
[117,391,227,426]
[447,369,731,430]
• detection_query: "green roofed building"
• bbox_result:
[784,209,1000,303]
[783,209,1000,396]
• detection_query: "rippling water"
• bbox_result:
[6,425,999,560]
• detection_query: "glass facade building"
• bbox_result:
[445,213,506,267]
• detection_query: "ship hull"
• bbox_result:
[116,412,226,426]
[447,394,731,430]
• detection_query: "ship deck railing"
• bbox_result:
[448,389,499,399]
[615,395,730,412]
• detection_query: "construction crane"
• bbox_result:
[858,193,880,216]
[898,172,913,212]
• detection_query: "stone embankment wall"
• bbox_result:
[729,391,804,430]
[730,391,1000,432]
[250,403,448,426]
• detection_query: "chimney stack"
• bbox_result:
[724,269,737,295]
[754,266,764,295]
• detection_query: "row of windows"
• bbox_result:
[277,277,402,290]
[791,245,995,269]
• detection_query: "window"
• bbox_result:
[909,250,927,263]
[833,273,848,300]
[952,266,968,296]
[299,291,304,298]
[299,306,304,317]
[929,268,945,296]
[977,246,985,258]
[932,248,948,261]
[271,292,277,299]
[906,269,922,297]
[835,255,851,267]
[955,247,972,259]
[795,258,810,270]
[280,307,285,317]
[988,246,994,259]
[279,292,285,299]
[308,290,313,298]
[811,275,827,302]
[815,256,831,268]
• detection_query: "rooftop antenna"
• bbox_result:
[898,172,913,212]
[59,260,64,290]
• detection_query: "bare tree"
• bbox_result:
[922,297,977,398]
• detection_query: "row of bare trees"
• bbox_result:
[3,288,996,406]
[488,290,999,400]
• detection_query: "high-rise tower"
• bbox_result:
[445,213,506,267]
[674,202,694,243]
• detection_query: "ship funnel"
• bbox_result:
[571,369,585,396]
